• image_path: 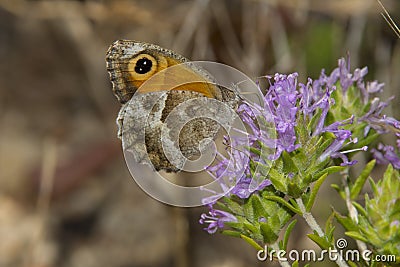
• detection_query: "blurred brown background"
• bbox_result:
[0,0,399,267]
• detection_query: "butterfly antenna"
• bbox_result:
[232,79,254,100]
[222,138,249,156]
[232,77,266,104]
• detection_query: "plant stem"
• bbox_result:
[296,198,324,236]
[270,242,291,267]
[340,170,368,253]
[296,198,349,267]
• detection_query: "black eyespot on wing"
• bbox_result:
[135,57,153,74]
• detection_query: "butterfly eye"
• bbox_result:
[129,53,158,80]
[135,57,153,74]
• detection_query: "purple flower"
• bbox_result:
[268,73,300,158]
[371,144,400,169]
[298,66,363,166]
[208,67,360,188]
[314,57,385,106]
[203,134,271,201]
[231,176,271,199]
[205,68,362,203]
[325,57,399,136]
[338,57,354,93]
[204,149,271,200]
[200,56,397,236]
[320,130,355,166]
[366,80,384,94]
[361,112,400,135]
[238,73,301,161]
[391,220,400,228]
[199,208,237,234]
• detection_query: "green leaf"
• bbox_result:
[268,214,281,231]
[268,168,287,192]
[283,220,297,250]
[289,198,299,210]
[306,172,328,211]
[225,222,244,231]
[222,230,241,238]
[252,160,271,176]
[243,199,255,223]
[263,195,301,214]
[327,226,335,243]
[331,184,346,199]
[313,138,334,161]
[220,197,244,216]
[351,201,367,217]
[330,184,340,192]
[307,233,330,249]
[350,160,376,199]
[240,234,263,250]
[282,150,299,173]
[260,222,279,243]
[325,212,336,242]
[294,149,309,168]
[345,231,368,243]
[334,212,358,231]
[307,109,322,133]
[251,194,267,221]
[296,115,308,143]
[248,146,261,157]
[314,166,345,181]
[292,261,299,267]
[383,163,394,181]
[243,221,258,234]
[347,261,358,267]
[287,182,304,198]
[368,177,378,196]
[258,141,276,163]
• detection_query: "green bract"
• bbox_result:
[335,164,400,264]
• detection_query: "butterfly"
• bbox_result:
[106,40,239,172]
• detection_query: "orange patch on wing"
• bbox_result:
[136,57,217,98]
